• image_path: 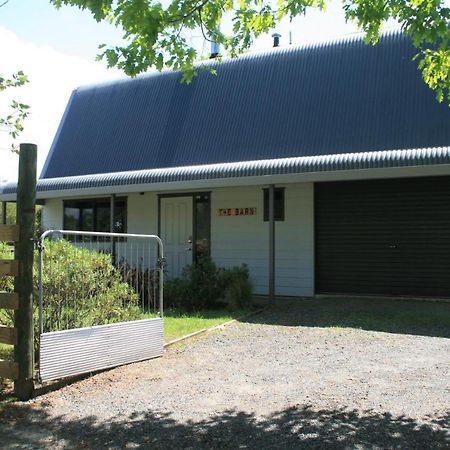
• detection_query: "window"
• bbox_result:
[263,188,285,221]
[194,193,211,262]
[63,198,127,232]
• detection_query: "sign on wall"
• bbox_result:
[218,207,257,216]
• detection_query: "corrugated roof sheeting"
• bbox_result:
[2,147,450,196]
[41,32,450,179]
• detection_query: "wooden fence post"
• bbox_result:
[14,143,37,401]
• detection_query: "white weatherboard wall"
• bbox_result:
[127,192,158,234]
[275,183,314,296]
[41,185,314,297]
[41,198,63,230]
[211,183,314,297]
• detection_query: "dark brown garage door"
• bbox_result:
[315,176,450,297]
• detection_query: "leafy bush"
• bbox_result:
[0,242,14,292]
[40,240,141,332]
[0,240,141,339]
[164,277,191,309]
[117,258,159,311]
[0,243,15,335]
[219,264,252,310]
[183,257,222,309]
[164,257,221,310]
[164,257,252,310]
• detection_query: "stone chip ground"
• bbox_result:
[1,303,449,449]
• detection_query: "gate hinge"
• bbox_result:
[34,238,44,251]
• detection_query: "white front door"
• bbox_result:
[160,196,193,278]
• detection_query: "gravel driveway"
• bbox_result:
[1,305,449,449]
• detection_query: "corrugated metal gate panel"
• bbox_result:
[40,318,163,382]
[315,176,450,297]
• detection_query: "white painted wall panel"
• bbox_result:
[127,192,158,234]
[211,186,266,294]
[41,199,63,230]
[41,185,314,297]
[211,183,314,297]
[275,183,314,296]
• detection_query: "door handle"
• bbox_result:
[185,247,192,252]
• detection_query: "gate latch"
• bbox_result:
[157,257,167,270]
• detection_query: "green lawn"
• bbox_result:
[150,308,251,343]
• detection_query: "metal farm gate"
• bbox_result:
[37,230,165,382]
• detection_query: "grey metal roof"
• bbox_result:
[40,31,450,180]
[2,147,450,197]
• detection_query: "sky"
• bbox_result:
[0,0,396,182]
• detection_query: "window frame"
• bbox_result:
[63,197,127,233]
[193,192,211,263]
[263,187,285,222]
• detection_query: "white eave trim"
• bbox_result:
[1,147,450,201]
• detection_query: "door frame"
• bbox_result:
[157,191,211,264]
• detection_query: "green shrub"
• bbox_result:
[118,259,159,311]
[0,240,141,341]
[39,240,141,332]
[164,277,191,309]
[0,243,14,333]
[182,257,222,309]
[164,257,252,310]
[164,257,221,310]
[0,242,14,292]
[219,264,253,310]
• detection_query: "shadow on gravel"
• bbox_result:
[246,297,450,338]
[1,404,448,449]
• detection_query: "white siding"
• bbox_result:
[211,183,314,297]
[275,183,314,297]
[211,186,267,294]
[41,199,63,230]
[127,192,158,234]
[40,184,314,297]
[126,192,160,270]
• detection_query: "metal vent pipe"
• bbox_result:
[272,33,281,47]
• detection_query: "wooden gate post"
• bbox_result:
[14,143,37,400]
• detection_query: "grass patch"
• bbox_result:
[144,308,252,342]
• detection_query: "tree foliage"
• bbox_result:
[51,0,450,101]
[0,71,30,152]
[0,2,30,152]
